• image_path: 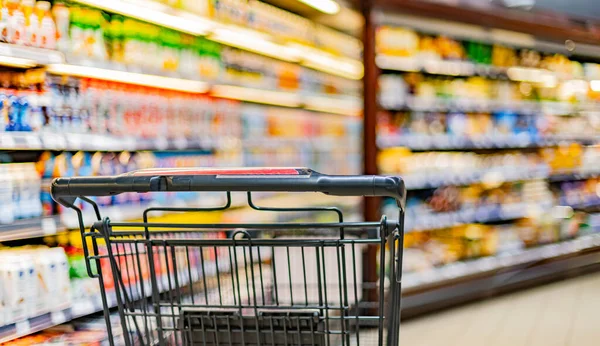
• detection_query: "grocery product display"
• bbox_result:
[372,10,600,316]
[0,0,365,343]
[4,0,600,343]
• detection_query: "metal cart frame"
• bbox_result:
[52,167,406,346]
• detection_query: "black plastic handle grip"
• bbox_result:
[51,167,406,209]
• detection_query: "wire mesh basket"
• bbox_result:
[52,168,406,346]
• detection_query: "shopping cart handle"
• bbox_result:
[52,167,406,209]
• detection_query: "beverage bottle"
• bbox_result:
[0,0,8,42]
[37,1,56,49]
[21,0,33,46]
[52,1,70,53]
[6,0,24,45]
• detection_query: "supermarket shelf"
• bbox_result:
[402,166,550,190]
[0,308,71,343]
[377,133,599,151]
[405,202,535,232]
[43,63,361,115]
[401,232,600,318]
[382,96,593,115]
[71,0,363,80]
[1,269,197,343]
[211,85,362,115]
[47,64,210,93]
[376,55,577,84]
[0,132,222,152]
[0,43,65,68]
[402,167,600,190]
[377,55,495,76]
[0,216,64,242]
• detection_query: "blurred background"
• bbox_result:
[0,0,599,345]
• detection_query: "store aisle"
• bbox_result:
[400,273,600,346]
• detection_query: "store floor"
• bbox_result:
[399,273,600,346]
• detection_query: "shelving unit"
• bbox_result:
[362,0,600,317]
[0,1,364,342]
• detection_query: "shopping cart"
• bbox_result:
[51,168,406,346]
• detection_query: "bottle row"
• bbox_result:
[0,71,362,141]
[378,144,600,183]
[396,210,600,274]
[0,0,360,93]
[2,143,361,224]
[378,108,600,141]
[379,73,600,111]
[377,25,600,80]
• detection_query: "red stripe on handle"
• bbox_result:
[129,167,303,176]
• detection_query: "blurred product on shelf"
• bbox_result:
[379,73,599,114]
[241,106,361,174]
[221,47,360,96]
[398,209,600,274]
[376,25,595,80]
[2,316,122,345]
[0,162,42,224]
[0,246,71,328]
[0,0,362,92]
[377,108,600,148]
[399,180,552,231]
[207,0,362,59]
[378,145,600,188]
[383,175,600,274]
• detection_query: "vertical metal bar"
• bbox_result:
[351,243,361,346]
[269,316,276,346]
[283,315,289,346]
[387,211,404,346]
[271,246,279,306]
[228,246,236,306]
[377,226,387,346]
[315,247,324,317]
[232,240,247,346]
[171,246,183,306]
[213,314,221,346]
[119,242,136,309]
[143,213,165,345]
[257,247,266,306]
[199,246,210,305]
[200,315,208,346]
[246,238,262,346]
[320,245,331,346]
[163,243,180,346]
[145,240,165,345]
[286,246,294,306]
[301,247,308,306]
[185,247,195,304]
[336,243,346,346]
[227,315,234,346]
[296,316,302,346]
[214,246,223,306]
[132,241,151,345]
[90,231,116,346]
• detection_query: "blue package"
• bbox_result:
[5,95,18,131]
[17,96,31,131]
[494,110,518,135]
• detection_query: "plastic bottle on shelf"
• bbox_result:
[6,0,24,45]
[52,1,70,53]
[0,164,14,223]
[37,1,56,49]
[21,0,34,46]
[68,5,84,57]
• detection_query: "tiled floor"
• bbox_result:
[399,273,600,346]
